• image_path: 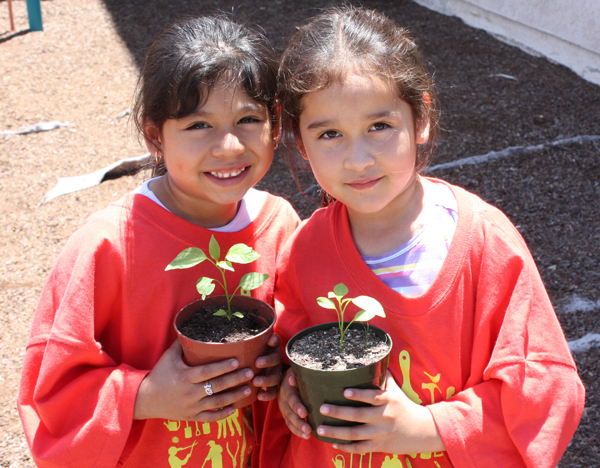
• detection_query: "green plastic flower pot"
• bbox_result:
[286,322,392,444]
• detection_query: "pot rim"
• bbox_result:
[174,295,276,345]
[285,321,392,374]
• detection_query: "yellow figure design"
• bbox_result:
[164,420,181,431]
[399,351,422,404]
[226,441,240,468]
[168,440,197,468]
[332,454,345,468]
[381,454,403,468]
[422,372,442,404]
[202,441,223,468]
[218,409,242,438]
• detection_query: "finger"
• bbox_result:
[342,388,386,405]
[200,385,252,411]
[288,371,297,387]
[279,400,312,439]
[186,358,242,384]
[316,423,370,444]
[255,351,282,369]
[319,403,378,424]
[199,368,254,395]
[253,371,282,389]
[267,333,281,348]
[331,440,374,454]
[256,386,277,402]
[195,406,237,423]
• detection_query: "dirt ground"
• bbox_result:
[1,0,599,466]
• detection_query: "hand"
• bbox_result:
[316,371,445,454]
[253,333,283,402]
[278,367,312,439]
[134,340,255,422]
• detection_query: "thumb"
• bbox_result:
[384,370,401,391]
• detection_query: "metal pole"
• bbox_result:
[7,0,15,31]
[25,0,43,31]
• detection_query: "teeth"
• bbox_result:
[210,167,246,179]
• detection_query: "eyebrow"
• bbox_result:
[305,110,398,130]
[190,103,266,118]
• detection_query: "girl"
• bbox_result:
[262,6,584,468]
[18,15,299,468]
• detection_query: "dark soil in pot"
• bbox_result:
[288,327,390,370]
[177,301,268,343]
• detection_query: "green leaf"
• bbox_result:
[217,260,234,272]
[352,309,377,322]
[196,277,215,299]
[214,309,227,316]
[209,235,220,261]
[333,283,349,297]
[240,289,251,296]
[165,248,208,270]
[317,297,337,310]
[233,311,244,319]
[352,296,385,318]
[226,243,261,264]
[239,272,269,291]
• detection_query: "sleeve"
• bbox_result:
[17,227,149,468]
[428,213,585,467]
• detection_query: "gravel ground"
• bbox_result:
[1,0,599,466]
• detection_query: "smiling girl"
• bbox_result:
[18,15,299,468]
[262,6,584,468]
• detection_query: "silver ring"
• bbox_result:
[204,381,214,396]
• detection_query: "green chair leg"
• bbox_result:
[26,0,43,31]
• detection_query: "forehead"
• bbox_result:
[300,73,401,116]
[197,81,267,113]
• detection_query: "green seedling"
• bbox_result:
[166,235,269,320]
[316,283,386,348]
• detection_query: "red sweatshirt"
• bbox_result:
[18,192,300,467]
[262,181,584,468]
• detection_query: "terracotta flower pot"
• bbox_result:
[174,295,275,408]
[286,322,392,444]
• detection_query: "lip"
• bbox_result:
[347,176,382,190]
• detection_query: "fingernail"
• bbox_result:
[230,359,239,368]
[243,387,251,396]
[344,389,353,398]
[317,427,325,435]
[320,405,329,415]
[245,370,254,379]
[254,378,263,386]
[228,408,235,415]
[332,444,338,449]
[256,358,266,367]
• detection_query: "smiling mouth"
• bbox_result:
[209,166,249,179]
[348,177,381,190]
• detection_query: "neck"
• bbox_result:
[347,176,427,257]
[149,176,240,228]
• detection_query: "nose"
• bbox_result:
[343,138,375,172]
[212,131,245,158]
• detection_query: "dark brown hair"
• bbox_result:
[132,15,278,176]
[277,5,440,196]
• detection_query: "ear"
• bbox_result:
[272,104,282,142]
[143,119,162,155]
[415,92,431,145]
[295,136,309,160]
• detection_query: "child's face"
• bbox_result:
[149,82,274,225]
[298,73,429,219]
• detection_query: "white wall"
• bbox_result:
[413,0,600,86]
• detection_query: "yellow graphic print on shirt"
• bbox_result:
[332,350,453,468]
[162,408,253,468]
